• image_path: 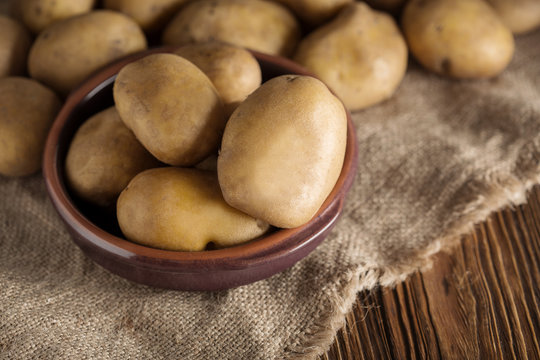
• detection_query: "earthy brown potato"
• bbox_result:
[218,75,347,229]
[0,77,61,177]
[28,10,147,96]
[293,2,407,111]
[0,16,31,77]
[13,0,95,34]
[113,53,226,166]
[174,42,262,116]
[117,167,270,251]
[272,0,352,26]
[162,0,301,57]
[486,0,540,34]
[65,107,161,207]
[103,0,189,32]
[402,0,515,79]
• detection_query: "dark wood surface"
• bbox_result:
[322,185,540,359]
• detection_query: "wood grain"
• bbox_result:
[322,185,540,359]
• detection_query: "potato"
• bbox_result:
[293,2,407,111]
[28,10,147,96]
[103,0,189,32]
[0,77,61,177]
[174,42,262,116]
[162,0,301,57]
[13,0,95,34]
[0,16,31,77]
[113,53,226,166]
[65,107,160,207]
[117,167,270,251]
[486,0,540,34]
[272,0,353,26]
[218,75,347,229]
[402,0,515,79]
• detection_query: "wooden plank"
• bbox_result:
[323,186,540,359]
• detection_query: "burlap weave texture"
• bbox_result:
[1,6,539,358]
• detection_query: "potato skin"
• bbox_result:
[0,16,31,77]
[103,0,189,32]
[486,0,540,34]
[113,53,226,166]
[14,0,95,34]
[117,167,270,251]
[162,0,301,57]
[28,10,147,96]
[293,2,407,111]
[218,75,347,229]
[402,0,515,79]
[65,107,161,207]
[272,0,353,26]
[174,42,262,116]
[0,77,61,177]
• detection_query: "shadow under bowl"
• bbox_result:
[42,47,358,291]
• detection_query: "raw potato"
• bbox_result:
[14,0,95,34]
[486,0,540,34]
[162,0,301,57]
[65,107,160,207]
[272,0,353,26]
[28,10,147,95]
[218,75,347,229]
[0,16,31,77]
[0,77,61,177]
[117,167,270,251]
[174,42,262,116]
[293,2,408,111]
[103,0,189,32]
[402,0,515,79]
[113,53,226,166]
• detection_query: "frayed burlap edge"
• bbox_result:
[284,156,540,360]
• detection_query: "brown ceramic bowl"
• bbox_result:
[43,47,358,291]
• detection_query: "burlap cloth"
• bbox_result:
[1,6,540,357]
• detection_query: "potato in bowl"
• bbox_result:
[42,47,358,290]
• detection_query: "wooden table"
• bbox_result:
[322,185,540,359]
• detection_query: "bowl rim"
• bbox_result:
[42,47,358,271]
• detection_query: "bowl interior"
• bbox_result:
[45,48,358,267]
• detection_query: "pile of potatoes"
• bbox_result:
[67,49,348,251]
[1,0,539,250]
